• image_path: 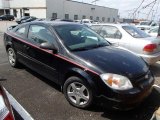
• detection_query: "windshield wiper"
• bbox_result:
[72,44,108,52]
[71,47,89,51]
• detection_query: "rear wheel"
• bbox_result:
[7,48,19,67]
[63,76,93,108]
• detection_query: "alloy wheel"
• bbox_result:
[8,48,16,66]
[67,82,90,106]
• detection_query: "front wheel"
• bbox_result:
[63,76,93,108]
[7,47,19,67]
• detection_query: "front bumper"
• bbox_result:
[96,72,155,110]
[139,52,160,65]
[98,85,153,110]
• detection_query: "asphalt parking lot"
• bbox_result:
[0,21,160,120]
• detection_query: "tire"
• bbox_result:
[7,47,19,67]
[63,76,93,109]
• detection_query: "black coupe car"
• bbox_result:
[3,21,154,109]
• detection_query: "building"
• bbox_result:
[0,0,10,15]
[0,0,118,23]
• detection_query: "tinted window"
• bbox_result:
[28,25,55,45]
[54,25,110,51]
[16,27,26,37]
[99,26,122,39]
[123,25,150,38]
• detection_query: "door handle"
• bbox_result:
[23,45,30,50]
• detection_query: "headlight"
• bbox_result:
[100,73,133,90]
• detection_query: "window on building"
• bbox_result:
[52,13,57,20]
[108,18,110,22]
[90,16,93,20]
[82,15,86,19]
[74,15,78,20]
[96,17,99,21]
[113,18,115,22]
[65,14,69,20]
[99,26,122,39]
[102,17,105,22]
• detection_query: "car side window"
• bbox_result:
[15,27,26,37]
[100,26,122,39]
[90,26,101,33]
[149,28,158,33]
[28,25,55,45]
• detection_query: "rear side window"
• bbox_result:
[28,25,55,45]
[90,25,101,33]
[15,27,26,38]
[100,26,122,39]
[122,26,150,38]
[149,27,158,33]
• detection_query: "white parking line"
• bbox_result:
[4,88,34,120]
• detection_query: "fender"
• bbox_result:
[4,33,13,50]
[63,67,98,96]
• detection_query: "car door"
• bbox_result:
[12,25,29,63]
[25,24,59,84]
[99,25,122,46]
[3,15,7,20]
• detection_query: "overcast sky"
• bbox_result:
[75,0,160,21]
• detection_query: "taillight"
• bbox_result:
[0,88,14,120]
[143,44,157,52]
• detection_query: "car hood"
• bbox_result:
[73,46,148,79]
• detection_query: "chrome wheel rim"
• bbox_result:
[67,82,89,106]
[8,49,16,66]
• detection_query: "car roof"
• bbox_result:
[22,21,82,27]
[91,23,130,27]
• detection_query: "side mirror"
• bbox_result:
[40,42,58,53]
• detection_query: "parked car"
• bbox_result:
[91,24,160,64]
[16,16,30,24]
[0,77,15,120]
[16,16,37,24]
[136,21,158,32]
[80,19,93,27]
[147,26,159,37]
[0,14,14,21]
[54,19,74,22]
[4,21,154,110]
[21,16,37,24]
[74,20,81,23]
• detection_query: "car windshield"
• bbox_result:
[54,24,110,51]
[122,25,150,38]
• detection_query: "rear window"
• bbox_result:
[122,26,150,38]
